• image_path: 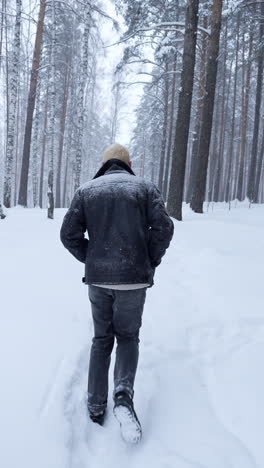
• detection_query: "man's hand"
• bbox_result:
[147,184,174,268]
[60,189,88,263]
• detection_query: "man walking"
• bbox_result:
[60,143,174,443]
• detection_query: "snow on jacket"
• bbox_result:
[60,159,174,287]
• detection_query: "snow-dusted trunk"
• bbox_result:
[220,63,234,202]
[158,58,169,193]
[111,79,121,144]
[247,3,264,203]
[3,0,21,208]
[167,0,199,220]
[47,0,55,219]
[18,0,46,207]
[55,56,70,208]
[39,86,49,209]
[74,4,91,192]
[212,21,228,203]
[191,0,223,214]
[14,90,20,204]
[236,30,253,201]
[233,23,246,201]
[63,138,71,208]
[254,126,264,202]
[82,56,96,182]
[224,13,240,203]
[207,87,221,202]
[163,53,178,201]
[0,0,6,72]
[187,15,208,203]
[63,77,75,207]
[32,78,41,207]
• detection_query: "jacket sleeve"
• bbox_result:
[147,184,174,268]
[60,189,88,263]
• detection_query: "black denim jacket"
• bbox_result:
[60,159,174,287]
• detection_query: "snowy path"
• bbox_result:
[0,204,264,468]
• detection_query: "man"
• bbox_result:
[60,143,174,443]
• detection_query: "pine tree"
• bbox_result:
[191,0,223,213]
[18,0,46,207]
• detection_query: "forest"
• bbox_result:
[1,2,264,464]
[0,0,263,220]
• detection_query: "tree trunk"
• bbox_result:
[39,86,49,209]
[4,1,21,207]
[167,0,199,220]
[237,31,253,201]
[14,87,20,204]
[253,116,264,202]
[187,15,208,203]
[217,55,234,201]
[191,0,223,213]
[18,0,46,207]
[158,59,169,192]
[212,19,228,202]
[247,3,264,203]
[74,3,91,191]
[207,87,221,202]
[163,53,178,201]
[55,49,71,207]
[32,78,41,207]
[63,139,70,208]
[110,78,121,144]
[224,12,240,202]
[47,0,55,219]
[0,0,6,72]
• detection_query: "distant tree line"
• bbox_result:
[0,0,263,221]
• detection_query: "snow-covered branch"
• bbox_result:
[104,22,210,49]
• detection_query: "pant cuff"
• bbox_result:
[87,394,107,415]
[113,384,134,400]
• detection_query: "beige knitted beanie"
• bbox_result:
[103,143,130,165]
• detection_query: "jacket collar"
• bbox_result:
[93,158,135,179]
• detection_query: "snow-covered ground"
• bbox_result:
[0,203,264,468]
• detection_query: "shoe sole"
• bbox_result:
[113,405,142,444]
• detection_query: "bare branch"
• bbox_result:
[0,9,37,24]
[104,21,210,48]
[124,59,165,70]
[118,80,151,86]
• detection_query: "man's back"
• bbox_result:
[60,158,174,287]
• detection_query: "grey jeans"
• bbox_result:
[87,285,147,414]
